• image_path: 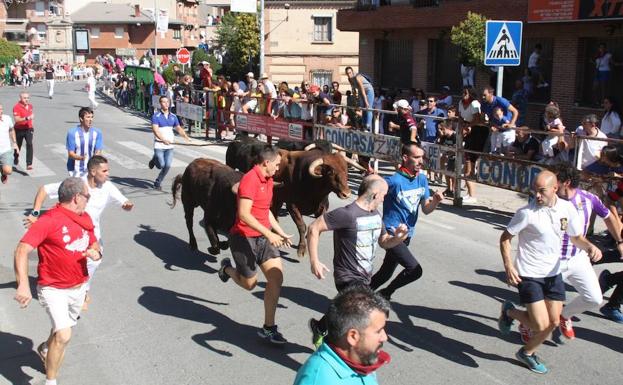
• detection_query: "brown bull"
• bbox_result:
[171,158,242,255]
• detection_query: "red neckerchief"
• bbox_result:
[398,166,417,180]
[55,204,95,231]
[461,97,473,108]
[328,343,391,376]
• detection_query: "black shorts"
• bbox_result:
[518,274,566,304]
[229,233,279,278]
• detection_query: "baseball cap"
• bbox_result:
[309,85,320,93]
[246,72,254,78]
[393,99,410,109]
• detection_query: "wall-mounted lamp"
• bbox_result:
[284,3,290,21]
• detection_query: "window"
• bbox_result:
[576,38,623,107]
[426,38,460,92]
[35,1,45,16]
[173,28,181,40]
[91,27,100,38]
[374,39,413,89]
[313,17,332,42]
[114,27,124,39]
[504,38,553,104]
[311,70,332,88]
[49,2,61,16]
[36,24,46,40]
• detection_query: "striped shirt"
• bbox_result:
[66,126,103,176]
[560,189,609,260]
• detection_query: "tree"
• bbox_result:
[450,12,486,68]
[0,38,22,63]
[215,12,259,79]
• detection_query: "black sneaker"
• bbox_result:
[13,153,18,166]
[599,269,612,294]
[309,318,326,349]
[218,258,232,283]
[377,288,392,301]
[258,325,287,345]
[443,189,454,198]
[148,158,155,169]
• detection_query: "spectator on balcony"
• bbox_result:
[346,66,374,132]
[600,96,622,138]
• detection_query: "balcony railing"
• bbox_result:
[356,0,440,10]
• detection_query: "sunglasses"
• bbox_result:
[427,100,435,103]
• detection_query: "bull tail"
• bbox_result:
[170,174,183,208]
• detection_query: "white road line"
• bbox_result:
[102,150,148,170]
[173,146,219,161]
[117,141,187,168]
[44,143,67,158]
[26,156,56,177]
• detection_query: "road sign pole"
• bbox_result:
[496,66,504,98]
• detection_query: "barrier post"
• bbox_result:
[372,112,380,173]
[453,121,464,207]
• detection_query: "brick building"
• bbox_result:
[338,0,623,128]
[264,0,359,89]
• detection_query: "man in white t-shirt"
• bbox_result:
[498,170,601,374]
[569,114,607,170]
[0,103,17,184]
[25,155,134,306]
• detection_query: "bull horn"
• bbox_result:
[344,156,368,172]
[231,182,240,195]
[304,143,317,151]
[331,143,346,152]
[308,158,324,178]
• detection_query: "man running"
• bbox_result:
[44,62,55,99]
[65,107,103,177]
[518,165,623,342]
[86,69,98,109]
[14,177,101,385]
[306,174,409,348]
[370,143,443,301]
[499,170,601,374]
[25,155,133,308]
[218,146,292,345]
[12,91,34,170]
[0,103,17,184]
[148,95,190,190]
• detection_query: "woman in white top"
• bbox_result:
[458,87,485,204]
[600,96,622,138]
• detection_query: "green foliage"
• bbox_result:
[215,12,259,78]
[0,38,22,61]
[450,12,487,68]
[162,64,178,84]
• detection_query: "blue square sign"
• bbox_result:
[484,20,523,66]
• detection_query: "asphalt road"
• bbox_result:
[0,82,621,385]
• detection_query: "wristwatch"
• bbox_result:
[31,210,40,217]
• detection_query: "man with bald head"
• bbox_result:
[306,174,409,348]
[498,170,601,374]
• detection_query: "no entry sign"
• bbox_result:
[176,48,191,65]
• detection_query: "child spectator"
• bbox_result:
[489,106,515,154]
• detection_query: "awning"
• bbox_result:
[4,22,27,33]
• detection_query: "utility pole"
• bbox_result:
[153,0,158,67]
[259,0,264,75]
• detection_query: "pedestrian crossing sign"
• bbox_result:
[484,20,523,66]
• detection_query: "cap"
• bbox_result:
[442,85,450,91]
[393,99,410,109]
[309,85,320,93]
[246,72,254,78]
[261,73,269,79]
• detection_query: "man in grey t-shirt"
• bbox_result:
[305,175,408,348]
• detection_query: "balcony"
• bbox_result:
[25,9,64,23]
[339,0,527,31]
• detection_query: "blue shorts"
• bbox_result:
[518,274,565,304]
[596,71,610,82]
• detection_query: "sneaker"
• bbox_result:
[26,165,33,170]
[600,305,623,324]
[599,269,612,294]
[462,195,478,204]
[148,159,155,169]
[218,258,232,283]
[559,315,575,339]
[13,153,18,166]
[377,288,392,301]
[153,182,162,191]
[442,189,454,198]
[498,301,516,334]
[1,174,6,184]
[518,322,532,344]
[309,318,326,349]
[258,325,287,345]
[515,348,548,374]
[37,342,48,366]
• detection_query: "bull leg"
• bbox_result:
[203,211,221,255]
[184,204,198,251]
[287,203,307,258]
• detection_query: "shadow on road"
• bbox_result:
[133,224,217,273]
[0,276,39,300]
[109,176,155,190]
[438,204,513,231]
[138,286,312,371]
[0,331,45,385]
[253,282,330,314]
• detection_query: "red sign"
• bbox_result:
[176,48,191,65]
[528,0,623,23]
[234,113,307,141]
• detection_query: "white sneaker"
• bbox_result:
[462,195,477,204]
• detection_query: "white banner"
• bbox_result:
[321,125,402,161]
[231,0,257,13]
[156,9,169,34]
[176,102,204,121]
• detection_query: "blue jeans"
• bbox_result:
[359,87,375,131]
[153,148,173,186]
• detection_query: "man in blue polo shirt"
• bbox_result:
[416,96,446,143]
[481,85,519,126]
[370,142,443,300]
[66,107,102,177]
[148,95,190,190]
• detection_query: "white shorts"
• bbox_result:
[38,284,87,332]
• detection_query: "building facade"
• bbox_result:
[338,0,623,128]
[264,0,359,89]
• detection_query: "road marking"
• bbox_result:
[117,141,187,168]
[44,143,67,158]
[25,156,56,177]
[102,149,148,170]
[174,146,220,161]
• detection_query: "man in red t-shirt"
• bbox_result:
[218,146,292,344]
[14,177,101,385]
[12,91,34,170]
